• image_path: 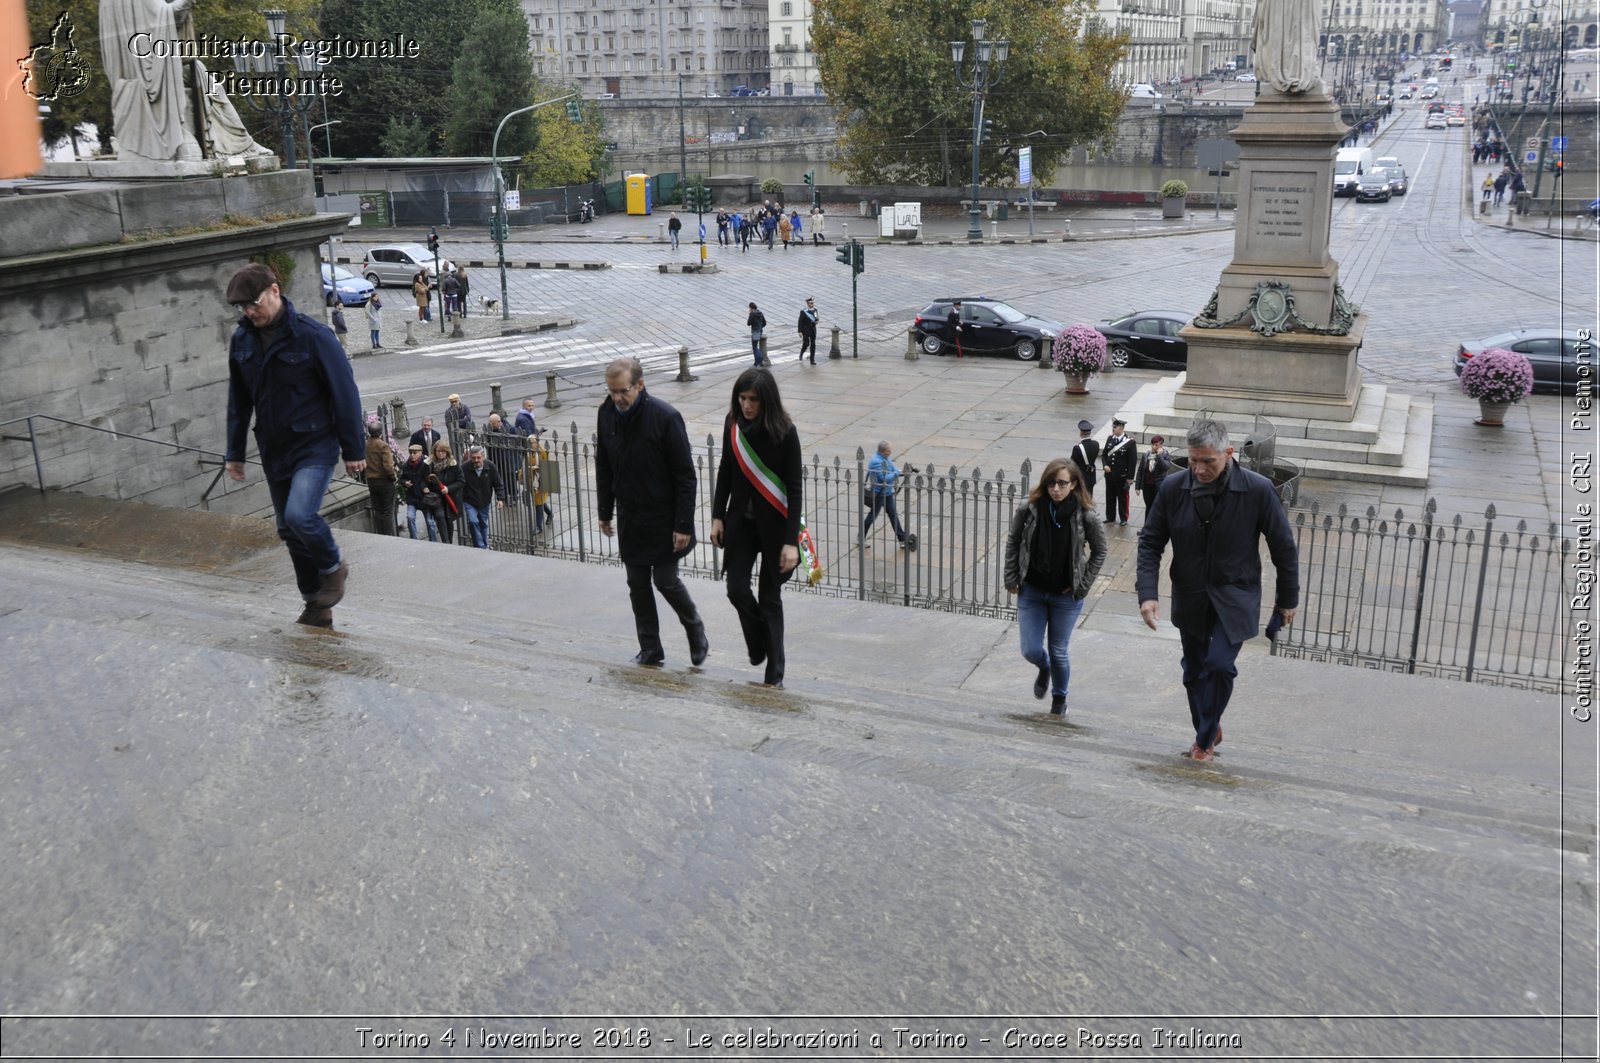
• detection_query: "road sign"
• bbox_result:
[1552,136,1568,151]
[1018,146,1032,188]
[504,190,521,210]
[1525,137,1541,151]
[1526,150,1539,163]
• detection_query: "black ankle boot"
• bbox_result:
[1049,696,1066,717]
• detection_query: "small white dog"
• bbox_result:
[479,295,499,312]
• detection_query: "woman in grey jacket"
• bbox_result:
[1003,458,1109,716]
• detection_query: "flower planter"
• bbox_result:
[1162,195,1187,219]
[1475,399,1512,426]
[1064,372,1091,394]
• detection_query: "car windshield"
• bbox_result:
[988,303,1028,324]
[1475,331,1523,350]
[325,265,356,282]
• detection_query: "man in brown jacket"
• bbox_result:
[364,422,398,534]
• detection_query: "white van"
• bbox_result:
[1129,83,1164,99]
[1334,146,1373,196]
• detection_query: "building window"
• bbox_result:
[781,0,791,12]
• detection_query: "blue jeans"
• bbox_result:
[1017,584,1085,700]
[670,229,680,249]
[463,501,491,548]
[751,331,764,363]
[406,502,439,542]
[267,464,340,601]
[862,491,906,541]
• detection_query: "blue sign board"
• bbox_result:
[1552,136,1568,151]
[1018,146,1033,188]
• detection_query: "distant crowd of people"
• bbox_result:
[667,201,829,253]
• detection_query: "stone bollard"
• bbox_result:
[490,382,504,417]
[904,327,919,361]
[451,316,464,339]
[676,345,697,382]
[759,334,768,364]
[1038,345,1054,369]
[404,319,418,346]
[544,369,562,410]
[830,326,843,360]
[389,396,409,438]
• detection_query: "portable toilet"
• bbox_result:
[626,174,652,216]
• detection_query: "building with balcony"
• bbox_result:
[1479,0,1598,49]
[1093,0,1254,86]
[523,0,771,99]
[1320,0,1450,99]
[768,0,822,95]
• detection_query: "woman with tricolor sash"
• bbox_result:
[711,367,803,688]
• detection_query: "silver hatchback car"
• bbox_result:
[360,244,440,289]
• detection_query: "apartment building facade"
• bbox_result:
[767,0,822,96]
[523,0,771,98]
[1095,0,1254,86]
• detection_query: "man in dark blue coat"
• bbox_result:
[224,264,366,628]
[1136,419,1299,761]
[596,356,707,668]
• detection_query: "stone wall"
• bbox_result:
[0,171,349,509]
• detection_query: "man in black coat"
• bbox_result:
[409,417,442,455]
[1070,419,1100,496]
[1135,419,1299,762]
[1100,416,1138,525]
[596,357,708,667]
[458,445,506,549]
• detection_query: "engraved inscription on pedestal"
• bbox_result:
[1245,172,1316,257]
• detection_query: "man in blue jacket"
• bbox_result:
[224,263,367,628]
[1136,419,1299,762]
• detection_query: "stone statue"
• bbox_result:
[1251,0,1327,96]
[194,62,276,159]
[99,0,203,161]
[99,0,272,164]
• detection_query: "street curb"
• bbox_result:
[347,317,576,358]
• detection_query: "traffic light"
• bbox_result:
[566,99,582,122]
[981,119,995,143]
[851,242,864,275]
[836,242,852,267]
[427,228,439,254]
[803,170,815,189]
[685,184,711,213]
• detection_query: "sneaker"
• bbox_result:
[1032,664,1050,699]
[1049,696,1066,717]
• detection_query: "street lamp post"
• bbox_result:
[491,93,578,321]
[951,19,1009,241]
[308,118,342,285]
[232,9,320,169]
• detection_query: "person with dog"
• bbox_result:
[440,270,461,322]
[455,267,470,317]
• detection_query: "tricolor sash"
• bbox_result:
[731,420,789,517]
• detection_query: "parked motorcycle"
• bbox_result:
[578,199,595,223]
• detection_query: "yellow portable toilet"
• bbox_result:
[625,174,653,216]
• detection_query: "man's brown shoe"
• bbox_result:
[1185,743,1214,762]
[296,605,334,628]
[311,562,348,608]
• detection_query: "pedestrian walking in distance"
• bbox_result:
[797,297,819,364]
[1136,419,1300,762]
[747,302,767,366]
[596,357,709,668]
[1004,458,1107,716]
[711,367,803,687]
[223,263,366,628]
[668,211,682,250]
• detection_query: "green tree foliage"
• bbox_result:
[379,115,432,157]
[521,91,606,186]
[811,0,1128,186]
[318,0,484,157]
[443,0,537,156]
[24,0,316,156]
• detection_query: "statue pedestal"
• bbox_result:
[1178,315,1365,422]
[1215,92,1347,328]
[37,155,280,180]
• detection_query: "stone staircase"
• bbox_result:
[0,491,1590,1058]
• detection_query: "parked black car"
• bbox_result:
[911,297,1063,361]
[1454,328,1587,395]
[1096,310,1191,368]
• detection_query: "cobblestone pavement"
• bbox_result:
[342,105,1594,538]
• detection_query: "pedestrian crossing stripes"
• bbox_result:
[411,331,756,376]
